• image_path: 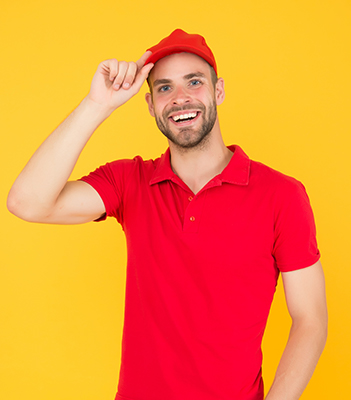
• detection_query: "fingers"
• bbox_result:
[107,59,118,82]
[135,50,153,70]
[99,52,154,94]
[114,60,153,91]
[99,59,120,87]
[111,61,137,90]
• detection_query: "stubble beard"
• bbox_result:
[154,100,218,151]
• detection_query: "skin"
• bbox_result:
[146,53,219,151]
[145,53,232,194]
[7,50,327,399]
[266,262,327,400]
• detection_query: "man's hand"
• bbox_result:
[87,51,154,113]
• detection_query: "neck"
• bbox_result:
[169,121,233,194]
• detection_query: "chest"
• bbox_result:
[123,180,276,266]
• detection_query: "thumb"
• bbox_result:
[132,62,154,91]
[136,50,153,70]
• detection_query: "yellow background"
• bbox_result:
[1,1,350,399]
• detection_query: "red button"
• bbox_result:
[188,196,193,201]
[190,216,195,222]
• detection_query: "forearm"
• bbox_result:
[7,97,110,220]
[265,319,327,400]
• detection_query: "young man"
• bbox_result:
[8,29,327,400]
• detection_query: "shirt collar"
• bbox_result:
[149,145,250,186]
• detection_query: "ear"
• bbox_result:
[145,92,155,117]
[215,78,225,106]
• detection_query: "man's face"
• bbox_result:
[145,53,224,150]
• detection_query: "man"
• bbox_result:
[7,29,327,400]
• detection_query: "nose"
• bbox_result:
[171,86,191,106]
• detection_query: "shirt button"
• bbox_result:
[188,196,193,201]
[190,216,195,222]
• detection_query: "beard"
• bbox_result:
[154,100,218,150]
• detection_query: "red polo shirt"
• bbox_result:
[80,145,320,400]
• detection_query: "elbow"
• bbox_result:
[7,187,30,221]
[318,304,329,350]
[315,315,329,349]
[7,187,44,222]
[315,320,328,354]
[316,320,328,359]
[290,311,328,354]
[322,315,328,349]
[303,317,328,354]
[7,187,22,217]
[305,319,328,348]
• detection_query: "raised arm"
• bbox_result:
[265,260,328,400]
[7,52,153,224]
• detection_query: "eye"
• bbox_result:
[159,85,171,92]
[189,79,202,87]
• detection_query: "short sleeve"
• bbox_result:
[273,179,320,272]
[80,159,136,223]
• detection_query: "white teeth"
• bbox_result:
[172,112,197,122]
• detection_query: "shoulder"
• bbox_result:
[229,145,305,195]
[244,157,314,218]
[105,154,157,169]
[93,154,161,179]
[80,154,165,198]
[249,158,307,197]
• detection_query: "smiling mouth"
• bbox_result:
[170,112,199,123]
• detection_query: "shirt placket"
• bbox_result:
[170,176,222,233]
[182,191,205,233]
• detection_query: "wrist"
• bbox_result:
[81,95,115,121]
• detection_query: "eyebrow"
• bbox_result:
[152,78,172,88]
[152,72,207,88]
[183,72,206,80]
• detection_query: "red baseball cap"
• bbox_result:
[145,29,217,75]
